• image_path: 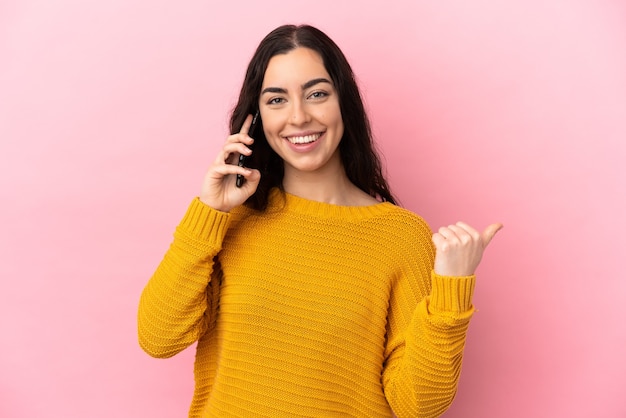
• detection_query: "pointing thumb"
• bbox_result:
[482,223,503,247]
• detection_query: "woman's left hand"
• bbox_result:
[432,222,503,277]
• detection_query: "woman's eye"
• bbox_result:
[267,97,285,105]
[309,91,328,99]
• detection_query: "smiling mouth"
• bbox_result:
[286,133,322,144]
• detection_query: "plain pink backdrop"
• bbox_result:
[1,1,625,417]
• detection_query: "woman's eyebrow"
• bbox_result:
[261,78,332,95]
[302,77,332,90]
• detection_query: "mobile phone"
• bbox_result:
[236,110,260,187]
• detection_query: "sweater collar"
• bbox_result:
[267,188,395,221]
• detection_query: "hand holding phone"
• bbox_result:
[236,110,260,187]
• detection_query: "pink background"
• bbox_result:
[1,1,625,417]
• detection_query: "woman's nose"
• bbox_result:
[289,101,310,125]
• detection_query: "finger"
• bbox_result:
[437,226,456,241]
[238,114,254,136]
[447,224,475,245]
[210,163,253,179]
[432,232,448,251]
[225,133,254,145]
[438,224,471,242]
[240,168,261,189]
[215,141,253,165]
[481,223,503,247]
[227,142,253,159]
[454,222,481,242]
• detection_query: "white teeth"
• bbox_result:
[287,133,321,144]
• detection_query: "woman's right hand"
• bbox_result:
[199,114,261,212]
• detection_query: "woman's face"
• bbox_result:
[259,47,344,178]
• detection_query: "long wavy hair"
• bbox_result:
[230,24,397,210]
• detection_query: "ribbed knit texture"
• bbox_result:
[138,189,475,418]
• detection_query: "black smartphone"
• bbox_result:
[236,110,260,188]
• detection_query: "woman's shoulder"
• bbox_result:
[369,204,433,240]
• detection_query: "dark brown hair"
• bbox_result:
[230,24,397,210]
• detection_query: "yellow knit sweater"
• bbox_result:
[138,189,475,418]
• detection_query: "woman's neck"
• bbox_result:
[281,163,379,207]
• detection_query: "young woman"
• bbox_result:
[138,24,501,418]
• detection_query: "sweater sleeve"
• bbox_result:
[382,224,476,418]
[137,198,231,358]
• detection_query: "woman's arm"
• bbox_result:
[138,114,262,358]
[137,198,231,358]
[383,272,475,418]
[383,221,501,417]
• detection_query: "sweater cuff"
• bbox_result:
[429,272,476,314]
[177,197,232,246]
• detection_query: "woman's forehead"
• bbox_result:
[262,48,331,89]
